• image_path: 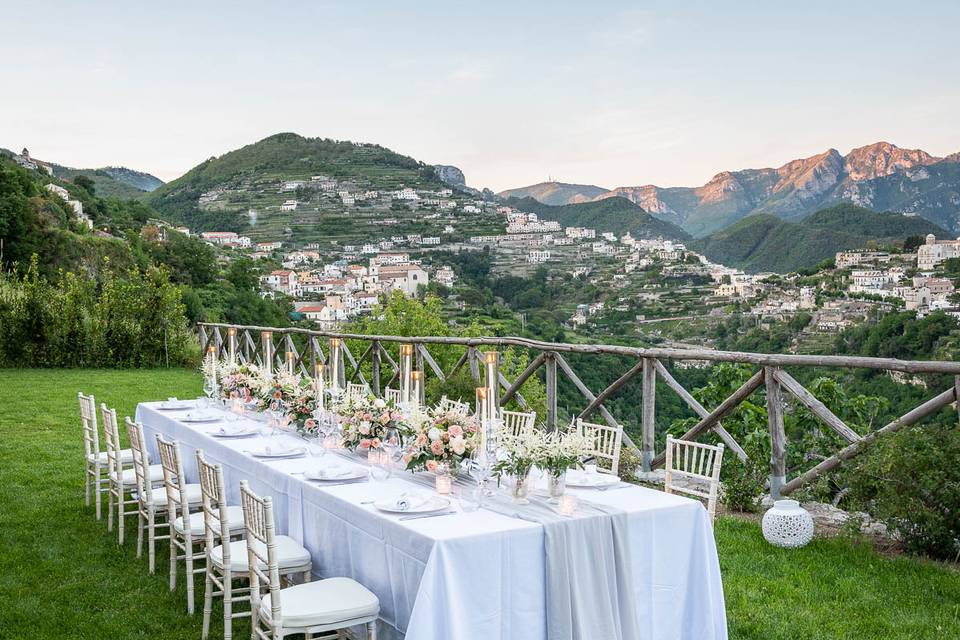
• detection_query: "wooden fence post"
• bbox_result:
[641,358,656,473]
[372,340,381,397]
[765,367,787,499]
[545,352,558,431]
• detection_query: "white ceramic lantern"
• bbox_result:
[762,499,814,549]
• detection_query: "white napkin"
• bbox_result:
[394,493,427,511]
[316,464,352,479]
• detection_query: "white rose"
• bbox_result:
[374,398,387,409]
[428,427,442,441]
[450,436,466,455]
[359,421,372,435]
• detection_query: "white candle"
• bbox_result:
[314,363,325,409]
[228,328,236,365]
[262,332,273,380]
[400,344,414,404]
[484,351,498,422]
[435,474,452,495]
[559,494,578,516]
[286,351,294,375]
[330,338,342,392]
[411,370,422,408]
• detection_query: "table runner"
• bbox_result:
[136,402,728,640]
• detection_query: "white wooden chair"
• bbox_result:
[156,435,205,614]
[502,410,537,439]
[241,481,380,640]
[196,451,254,640]
[384,388,402,405]
[436,395,470,414]
[126,417,170,574]
[664,436,725,523]
[346,382,369,403]
[80,392,106,519]
[102,403,163,544]
[574,418,624,476]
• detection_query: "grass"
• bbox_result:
[1,368,958,639]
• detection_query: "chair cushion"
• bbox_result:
[149,483,203,506]
[110,464,163,486]
[87,449,137,465]
[259,577,379,629]
[174,505,245,536]
[211,536,311,574]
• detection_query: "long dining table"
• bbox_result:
[136,400,727,640]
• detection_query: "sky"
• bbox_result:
[2,1,959,192]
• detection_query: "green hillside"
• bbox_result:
[504,196,691,241]
[693,203,947,273]
[148,132,444,223]
[49,165,157,200]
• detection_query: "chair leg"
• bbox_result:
[223,568,233,640]
[118,488,126,545]
[107,484,115,532]
[202,570,213,639]
[185,543,195,615]
[302,569,312,583]
[367,620,377,639]
[137,513,144,558]
[148,516,156,573]
[169,533,178,591]
[85,465,91,508]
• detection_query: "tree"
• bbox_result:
[73,175,96,196]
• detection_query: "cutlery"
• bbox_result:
[399,510,457,521]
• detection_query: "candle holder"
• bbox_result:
[400,344,414,405]
[558,494,578,517]
[262,331,273,379]
[435,463,452,495]
[410,369,422,408]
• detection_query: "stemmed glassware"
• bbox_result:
[203,376,218,408]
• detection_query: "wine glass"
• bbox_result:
[369,447,391,484]
[203,377,218,408]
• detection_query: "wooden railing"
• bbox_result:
[198,322,960,498]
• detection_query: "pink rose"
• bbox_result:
[304,419,317,429]
[415,433,428,446]
[359,438,372,449]
[448,424,463,438]
[363,412,373,421]
[430,440,445,456]
[426,460,438,472]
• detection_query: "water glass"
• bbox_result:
[454,484,482,512]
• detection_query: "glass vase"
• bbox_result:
[511,470,532,504]
[547,470,567,503]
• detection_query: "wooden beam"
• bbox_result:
[418,343,445,382]
[199,325,209,353]
[554,353,621,432]
[497,371,528,410]
[579,359,644,420]
[774,369,861,443]
[653,360,747,462]
[446,349,470,380]
[544,352,558,431]
[350,343,374,383]
[641,358,656,472]
[341,341,366,386]
[501,351,547,406]
[371,341,381,397]
[781,386,957,495]
[766,367,787,499]
[378,342,398,373]
[651,369,765,468]
[468,347,481,382]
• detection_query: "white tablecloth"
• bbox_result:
[136,402,727,640]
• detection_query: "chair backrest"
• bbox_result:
[436,396,470,415]
[79,392,99,460]
[574,418,624,475]
[100,403,124,478]
[384,388,402,405]
[125,417,153,507]
[502,410,537,439]
[196,450,232,560]
[241,481,283,625]
[346,382,369,402]
[156,435,192,533]
[664,436,725,522]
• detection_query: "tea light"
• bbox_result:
[367,448,381,464]
[559,494,578,516]
[435,474,452,495]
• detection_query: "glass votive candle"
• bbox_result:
[435,464,452,495]
[559,494,578,516]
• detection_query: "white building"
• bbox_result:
[917,234,960,270]
[280,200,298,211]
[527,250,551,264]
[379,265,428,296]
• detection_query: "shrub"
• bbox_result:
[617,447,642,482]
[722,453,768,513]
[847,421,960,561]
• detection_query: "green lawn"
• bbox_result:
[1,368,957,639]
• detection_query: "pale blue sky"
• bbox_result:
[2,1,959,191]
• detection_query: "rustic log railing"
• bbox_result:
[198,322,960,498]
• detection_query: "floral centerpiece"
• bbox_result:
[340,395,410,451]
[253,370,303,425]
[217,362,263,402]
[286,386,321,435]
[494,431,548,504]
[540,430,591,499]
[405,407,481,474]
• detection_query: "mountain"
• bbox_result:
[433,165,466,188]
[49,164,163,199]
[497,181,609,206]
[148,132,446,222]
[502,142,960,237]
[692,203,948,273]
[504,196,690,241]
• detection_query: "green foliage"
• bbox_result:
[847,421,960,561]
[0,255,195,367]
[693,203,946,273]
[504,196,690,241]
[835,311,958,360]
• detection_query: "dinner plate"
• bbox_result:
[182,411,222,423]
[374,495,450,515]
[247,445,307,459]
[304,466,367,482]
[157,399,196,410]
[211,426,259,438]
[565,471,620,488]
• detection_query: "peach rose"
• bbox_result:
[359,438,372,449]
[430,440,445,456]
[415,433,428,446]
[448,424,464,438]
[426,460,438,472]
[370,438,382,448]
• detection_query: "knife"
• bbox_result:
[399,510,457,521]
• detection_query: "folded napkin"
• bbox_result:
[394,493,427,512]
[316,465,352,480]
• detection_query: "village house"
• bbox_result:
[917,234,960,270]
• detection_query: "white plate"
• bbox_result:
[374,495,450,515]
[182,411,222,423]
[565,471,620,488]
[304,466,367,482]
[248,446,306,459]
[211,426,259,438]
[158,400,196,410]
